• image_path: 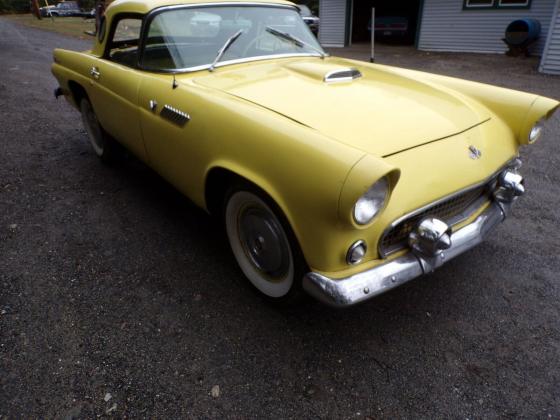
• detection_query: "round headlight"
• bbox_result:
[353,177,389,225]
[528,120,544,143]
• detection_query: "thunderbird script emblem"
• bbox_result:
[469,145,482,160]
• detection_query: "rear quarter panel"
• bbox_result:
[52,49,96,108]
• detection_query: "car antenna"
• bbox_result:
[172,73,178,89]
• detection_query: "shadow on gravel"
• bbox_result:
[95,150,474,340]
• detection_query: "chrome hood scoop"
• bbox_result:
[323,67,362,83]
[192,57,491,157]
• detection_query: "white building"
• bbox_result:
[318,0,560,74]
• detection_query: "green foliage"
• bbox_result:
[0,0,32,13]
[77,0,94,9]
[0,0,95,13]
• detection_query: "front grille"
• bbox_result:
[380,184,490,256]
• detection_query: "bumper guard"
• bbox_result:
[303,200,511,307]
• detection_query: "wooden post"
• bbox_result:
[95,0,107,35]
[370,7,375,63]
[31,0,42,19]
[44,0,54,22]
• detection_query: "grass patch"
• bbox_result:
[4,14,95,39]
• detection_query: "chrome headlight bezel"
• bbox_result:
[353,177,389,225]
[528,119,544,144]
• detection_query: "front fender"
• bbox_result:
[192,84,370,272]
[338,154,400,228]
[373,63,559,146]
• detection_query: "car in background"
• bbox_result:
[83,8,96,18]
[39,5,56,16]
[368,16,409,40]
[297,4,319,35]
[40,1,87,17]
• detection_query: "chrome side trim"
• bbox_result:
[323,68,362,83]
[378,158,516,258]
[160,105,190,126]
[303,201,509,308]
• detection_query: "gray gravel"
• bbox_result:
[1,18,560,419]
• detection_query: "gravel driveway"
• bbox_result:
[1,18,559,418]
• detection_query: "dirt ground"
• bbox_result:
[1,18,560,418]
[3,14,95,39]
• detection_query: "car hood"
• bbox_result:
[192,57,491,157]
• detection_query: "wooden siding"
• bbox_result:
[418,0,556,55]
[540,0,560,73]
[318,0,347,47]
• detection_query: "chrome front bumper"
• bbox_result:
[303,200,511,307]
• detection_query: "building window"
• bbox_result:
[464,0,494,8]
[463,0,531,9]
[498,0,530,7]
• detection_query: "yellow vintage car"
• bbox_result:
[51,0,558,307]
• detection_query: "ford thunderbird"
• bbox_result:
[51,0,558,307]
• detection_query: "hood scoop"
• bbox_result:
[193,58,490,157]
[324,68,362,83]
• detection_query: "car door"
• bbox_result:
[135,10,219,200]
[137,73,211,200]
[87,14,148,162]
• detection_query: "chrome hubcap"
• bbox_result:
[238,206,290,279]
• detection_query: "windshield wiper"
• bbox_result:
[265,26,326,59]
[209,29,244,72]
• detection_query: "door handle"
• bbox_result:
[90,66,100,80]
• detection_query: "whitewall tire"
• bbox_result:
[80,98,121,163]
[224,189,304,301]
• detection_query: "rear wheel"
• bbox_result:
[80,98,121,163]
[224,187,306,304]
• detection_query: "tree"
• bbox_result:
[0,0,33,12]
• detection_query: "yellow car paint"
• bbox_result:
[194,58,492,157]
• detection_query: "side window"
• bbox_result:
[142,10,224,71]
[108,17,142,67]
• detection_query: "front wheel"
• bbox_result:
[224,188,306,303]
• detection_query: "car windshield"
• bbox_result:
[141,5,324,72]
